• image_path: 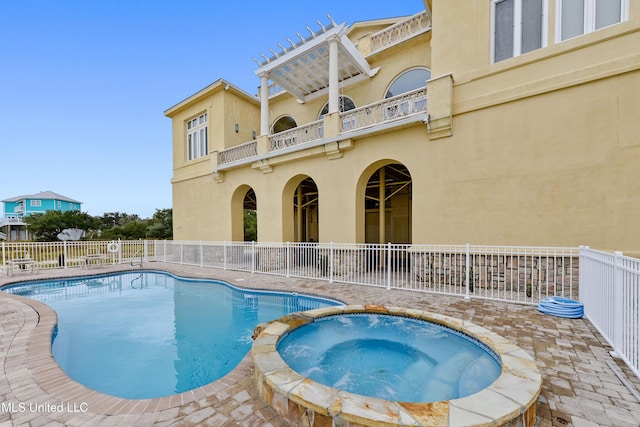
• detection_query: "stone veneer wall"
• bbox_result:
[411,252,579,298]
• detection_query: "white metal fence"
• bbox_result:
[580,246,640,380]
[151,241,579,304]
[1,240,148,274]
[3,239,639,379]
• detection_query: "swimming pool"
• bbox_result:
[3,271,341,399]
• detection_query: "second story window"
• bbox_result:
[187,113,208,161]
[318,97,356,119]
[557,0,627,41]
[492,0,545,63]
[30,200,42,207]
[385,68,431,98]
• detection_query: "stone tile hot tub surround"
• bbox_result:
[252,304,542,427]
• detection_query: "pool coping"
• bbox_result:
[252,304,542,427]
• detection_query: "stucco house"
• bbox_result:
[165,0,640,254]
[0,191,82,241]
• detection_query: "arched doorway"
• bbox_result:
[283,176,319,242]
[364,163,412,244]
[231,185,257,241]
[243,188,257,241]
[294,178,319,242]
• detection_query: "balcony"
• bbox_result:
[368,10,431,56]
[0,216,25,227]
[215,86,427,170]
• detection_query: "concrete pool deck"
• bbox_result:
[0,263,639,426]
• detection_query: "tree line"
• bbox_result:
[22,209,173,241]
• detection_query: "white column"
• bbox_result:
[328,36,339,114]
[260,73,270,136]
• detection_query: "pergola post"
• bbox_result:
[328,36,339,114]
[259,73,270,136]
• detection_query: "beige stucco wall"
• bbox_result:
[425,0,640,253]
[168,3,640,254]
[416,70,640,252]
[172,123,428,243]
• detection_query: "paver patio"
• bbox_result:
[1,263,639,426]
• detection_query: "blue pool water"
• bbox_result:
[3,271,341,399]
[277,313,502,402]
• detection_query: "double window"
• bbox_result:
[558,0,627,41]
[492,0,545,63]
[187,113,208,161]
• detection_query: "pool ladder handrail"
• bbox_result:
[131,248,144,268]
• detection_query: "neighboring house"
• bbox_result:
[165,0,640,254]
[0,191,82,241]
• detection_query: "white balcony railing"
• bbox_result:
[215,87,427,166]
[218,140,258,165]
[0,217,25,227]
[369,10,432,55]
[340,87,427,133]
[270,119,324,152]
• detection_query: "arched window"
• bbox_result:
[385,68,431,98]
[318,96,356,119]
[272,116,297,134]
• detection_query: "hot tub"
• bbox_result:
[252,305,541,426]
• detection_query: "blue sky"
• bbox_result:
[0,1,425,219]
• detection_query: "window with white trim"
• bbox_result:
[557,0,627,41]
[492,0,545,63]
[30,200,42,207]
[186,112,208,161]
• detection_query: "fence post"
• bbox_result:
[578,246,587,303]
[465,243,471,300]
[63,241,68,269]
[612,251,624,357]
[143,240,148,262]
[386,242,392,290]
[223,241,227,270]
[180,240,184,265]
[163,240,167,263]
[251,241,256,274]
[286,242,290,278]
[200,240,203,268]
[329,242,334,283]
[1,242,5,274]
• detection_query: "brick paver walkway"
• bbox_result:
[1,264,639,426]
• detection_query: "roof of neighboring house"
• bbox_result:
[1,191,82,204]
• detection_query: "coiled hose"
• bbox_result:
[537,296,584,318]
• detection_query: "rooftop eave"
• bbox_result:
[164,79,259,117]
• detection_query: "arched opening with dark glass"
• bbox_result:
[272,116,297,134]
[385,68,431,98]
[318,96,356,119]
